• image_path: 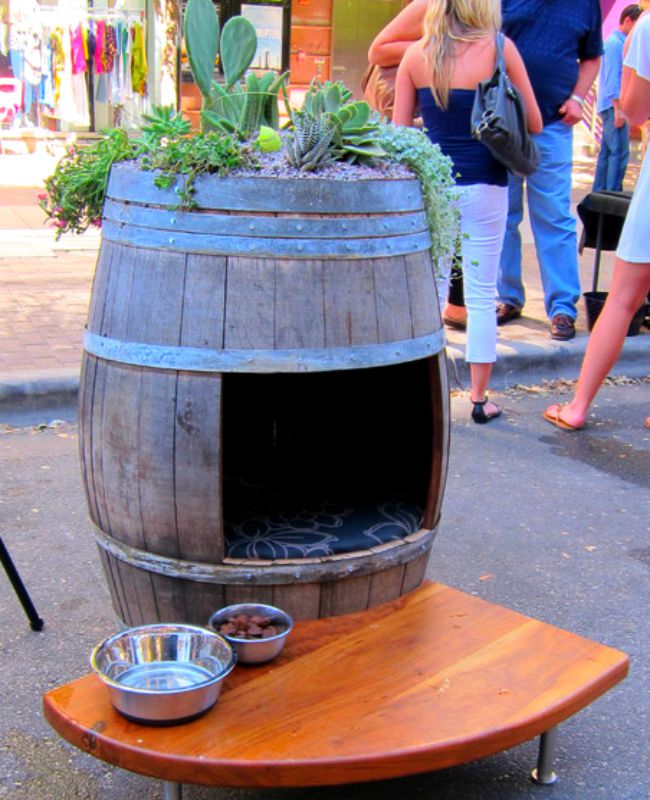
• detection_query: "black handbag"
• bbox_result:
[470,32,540,177]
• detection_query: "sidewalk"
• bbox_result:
[0,147,648,410]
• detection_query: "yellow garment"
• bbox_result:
[50,28,65,106]
[131,22,147,96]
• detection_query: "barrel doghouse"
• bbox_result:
[79,163,450,625]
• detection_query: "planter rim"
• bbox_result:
[106,162,424,215]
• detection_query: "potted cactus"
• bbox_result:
[51,0,461,625]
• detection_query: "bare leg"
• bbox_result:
[470,363,500,415]
[544,259,650,428]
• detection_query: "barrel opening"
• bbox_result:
[222,360,435,560]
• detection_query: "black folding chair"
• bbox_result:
[577,190,633,294]
[576,190,648,335]
[0,536,44,631]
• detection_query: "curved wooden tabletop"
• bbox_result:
[43,582,628,788]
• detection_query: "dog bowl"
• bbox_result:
[90,623,236,724]
[208,603,293,665]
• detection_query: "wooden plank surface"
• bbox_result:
[43,582,628,788]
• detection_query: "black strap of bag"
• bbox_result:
[471,32,540,177]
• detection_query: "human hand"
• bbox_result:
[614,108,626,128]
[559,97,584,126]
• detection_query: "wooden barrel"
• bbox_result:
[79,163,450,625]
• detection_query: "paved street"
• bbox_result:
[1,384,649,799]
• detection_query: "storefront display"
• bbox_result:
[0,0,151,132]
[0,0,403,133]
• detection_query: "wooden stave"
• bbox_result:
[80,174,449,621]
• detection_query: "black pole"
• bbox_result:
[0,537,44,631]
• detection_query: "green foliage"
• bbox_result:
[290,80,386,168]
[183,9,288,138]
[257,125,282,153]
[137,104,191,149]
[39,129,137,238]
[220,16,257,88]
[378,123,459,272]
[141,131,258,208]
[202,69,288,139]
[184,0,220,97]
[40,104,251,235]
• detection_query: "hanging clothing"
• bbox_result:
[70,24,87,75]
[131,21,147,96]
[94,20,106,75]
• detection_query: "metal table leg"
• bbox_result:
[163,781,182,799]
[0,536,44,631]
[531,727,559,785]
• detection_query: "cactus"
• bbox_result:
[221,16,258,88]
[183,0,220,98]
[183,4,287,138]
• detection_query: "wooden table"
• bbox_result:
[43,582,628,799]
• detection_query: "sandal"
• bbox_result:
[542,404,584,431]
[471,397,502,424]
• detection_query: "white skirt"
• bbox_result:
[617,146,650,263]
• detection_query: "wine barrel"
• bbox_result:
[79,163,450,626]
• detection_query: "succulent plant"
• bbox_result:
[285,114,337,172]
[294,80,386,167]
[183,0,288,139]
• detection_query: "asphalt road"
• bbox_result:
[1,380,649,800]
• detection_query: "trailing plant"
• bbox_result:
[378,123,459,271]
[184,0,288,138]
[39,105,195,236]
[39,129,136,237]
[288,80,386,167]
[142,131,258,207]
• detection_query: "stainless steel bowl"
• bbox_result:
[208,603,293,665]
[90,623,236,724]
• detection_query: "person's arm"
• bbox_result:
[621,12,650,124]
[558,56,601,125]
[601,38,626,127]
[368,0,427,67]
[503,38,543,133]
[392,47,418,127]
[620,67,650,125]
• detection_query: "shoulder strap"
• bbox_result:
[495,31,506,72]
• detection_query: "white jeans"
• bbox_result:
[456,183,508,363]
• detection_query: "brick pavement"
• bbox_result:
[0,252,94,373]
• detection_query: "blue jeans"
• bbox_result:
[592,107,630,192]
[497,121,579,320]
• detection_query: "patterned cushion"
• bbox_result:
[224,485,423,560]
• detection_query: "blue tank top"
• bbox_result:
[417,87,508,187]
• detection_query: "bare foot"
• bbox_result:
[542,402,586,431]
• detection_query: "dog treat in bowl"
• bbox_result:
[217,613,285,639]
[208,603,293,664]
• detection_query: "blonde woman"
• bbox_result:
[393,0,541,423]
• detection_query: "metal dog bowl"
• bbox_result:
[208,603,293,665]
[90,623,236,724]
